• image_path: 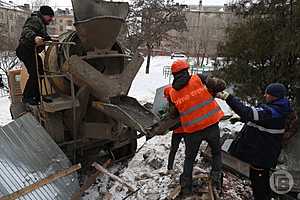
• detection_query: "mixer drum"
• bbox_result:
[44,31,128,96]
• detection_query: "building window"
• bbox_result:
[66,20,73,26]
[19,16,25,24]
[59,25,63,32]
[48,27,56,35]
[59,19,63,23]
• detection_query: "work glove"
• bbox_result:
[206,77,226,93]
[34,36,45,46]
[216,91,230,100]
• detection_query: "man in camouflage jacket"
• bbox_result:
[16,5,54,105]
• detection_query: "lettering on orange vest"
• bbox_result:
[169,75,224,133]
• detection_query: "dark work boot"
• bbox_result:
[179,174,192,197]
[210,171,223,198]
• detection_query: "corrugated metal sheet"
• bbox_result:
[0,113,79,199]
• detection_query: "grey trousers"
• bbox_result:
[180,123,222,192]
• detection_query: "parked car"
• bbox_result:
[171,52,187,59]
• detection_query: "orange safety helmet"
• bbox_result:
[171,59,189,74]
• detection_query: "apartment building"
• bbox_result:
[165,5,237,57]
[48,8,75,36]
[0,1,30,50]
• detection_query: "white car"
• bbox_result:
[171,52,187,59]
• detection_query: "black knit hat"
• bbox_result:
[39,5,54,16]
[265,83,287,98]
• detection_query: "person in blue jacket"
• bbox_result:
[217,83,292,200]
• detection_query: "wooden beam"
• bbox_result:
[70,160,112,200]
[0,164,81,200]
[168,185,181,200]
[42,96,80,113]
[92,162,136,192]
[207,178,215,200]
[103,192,113,200]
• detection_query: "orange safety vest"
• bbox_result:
[169,75,224,133]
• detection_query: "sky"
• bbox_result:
[13,0,228,9]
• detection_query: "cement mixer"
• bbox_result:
[9,0,159,163]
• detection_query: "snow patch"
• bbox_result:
[0,97,11,126]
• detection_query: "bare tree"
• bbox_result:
[0,52,19,77]
[0,51,19,91]
[31,0,50,10]
[194,28,209,66]
[180,12,212,67]
[127,0,187,73]
[0,18,21,90]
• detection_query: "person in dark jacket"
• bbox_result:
[16,6,54,105]
[217,83,292,200]
[164,60,226,196]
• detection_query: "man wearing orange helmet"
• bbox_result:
[163,59,226,196]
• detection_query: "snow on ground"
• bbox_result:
[0,56,251,199]
[0,96,12,126]
[83,56,252,200]
[128,56,172,104]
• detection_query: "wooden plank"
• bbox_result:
[207,179,215,200]
[71,160,112,200]
[43,96,80,112]
[221,150,250,177]
[203,147,250,178]
[168,185,181,200]
[92,162,136,192]
[0,164,81,200]
[103,192,113,200]
[193,174,209,180]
